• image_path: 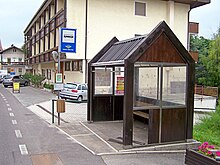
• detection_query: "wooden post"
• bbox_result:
[123,60,134,147]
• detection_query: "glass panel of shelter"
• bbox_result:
[94,67,113,95]
[94,67,125,95]
[133,62,187,110]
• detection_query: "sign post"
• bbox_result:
[52,28,76,125]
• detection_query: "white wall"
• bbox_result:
[67,0,190,61]
[2,48,24,62]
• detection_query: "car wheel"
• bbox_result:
[4,85,8,88]
[77,96,83,102]
[24,81,28,86]
[60,97,66,100]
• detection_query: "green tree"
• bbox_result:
[190,35,211,84]
[199,30,220,90]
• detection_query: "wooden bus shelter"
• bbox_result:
[87,21,195,147]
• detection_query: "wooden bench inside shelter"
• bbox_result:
[133,111,149,119]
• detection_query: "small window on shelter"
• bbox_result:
[94,68,113,95]
[135,2,146,16]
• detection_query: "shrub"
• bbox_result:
[193,102,220,146]
[23,73,45,87]
[43,83,54,90]
[22,72,33,81]
[31,74,45,87]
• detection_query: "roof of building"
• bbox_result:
[0,45,23,54]
[90,21,194,66]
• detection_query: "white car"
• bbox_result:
[60,83,88,102]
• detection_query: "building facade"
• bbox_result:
[0,45,26,75]
[24,0,210,84]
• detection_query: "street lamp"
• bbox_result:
[52,51,60,73]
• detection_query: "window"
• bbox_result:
[47,69,51,80]
[18,68,22,74]
[135,2,146,16]
[134,63,187,109]
[79,60,83,72]
[42,69,46,77]
[65,61,71,71]
[7,58,11,63]
[7,68,11,73]
[94,68,113,94]
[77,85,82,90]
[72,61,79,71]
[82,85,87,90]
[72,60,83,71]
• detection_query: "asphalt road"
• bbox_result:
[0,85,105,165]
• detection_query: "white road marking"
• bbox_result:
[6,104,10,107]
[12,120,17,125]
[15,130,22,138]
[9,113,14,117]
[8,108,12,111]
[19,144,28,155]
[3,98,6,101]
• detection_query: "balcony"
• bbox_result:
[189,51,199,63]
[189,22,199,34]
[1,62,26,66]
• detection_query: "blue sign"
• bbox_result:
[59,28,76,53]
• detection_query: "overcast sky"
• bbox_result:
[0,0,219,49]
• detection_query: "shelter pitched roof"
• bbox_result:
[91,21,194,66]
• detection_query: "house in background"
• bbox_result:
[24,0,210,84]
[0,45,26,75]
[0,39,3,70]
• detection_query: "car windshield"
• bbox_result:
[4,75,13,79]
[64,83,77,89]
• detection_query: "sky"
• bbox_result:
[0,0,44,49]
[0,0,219,49]
[190,0,220,39]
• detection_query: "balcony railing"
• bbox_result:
[1,62,26,65]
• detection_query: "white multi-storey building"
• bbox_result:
[0,45,26,75]
[24,0,210,84]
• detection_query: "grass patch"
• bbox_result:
[193,102,220,147]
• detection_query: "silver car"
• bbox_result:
[3,75,29,88]
[60,83,88,102]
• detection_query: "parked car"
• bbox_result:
[0,75,7,83]
[3,75,29,88]
[60,83,88,102]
